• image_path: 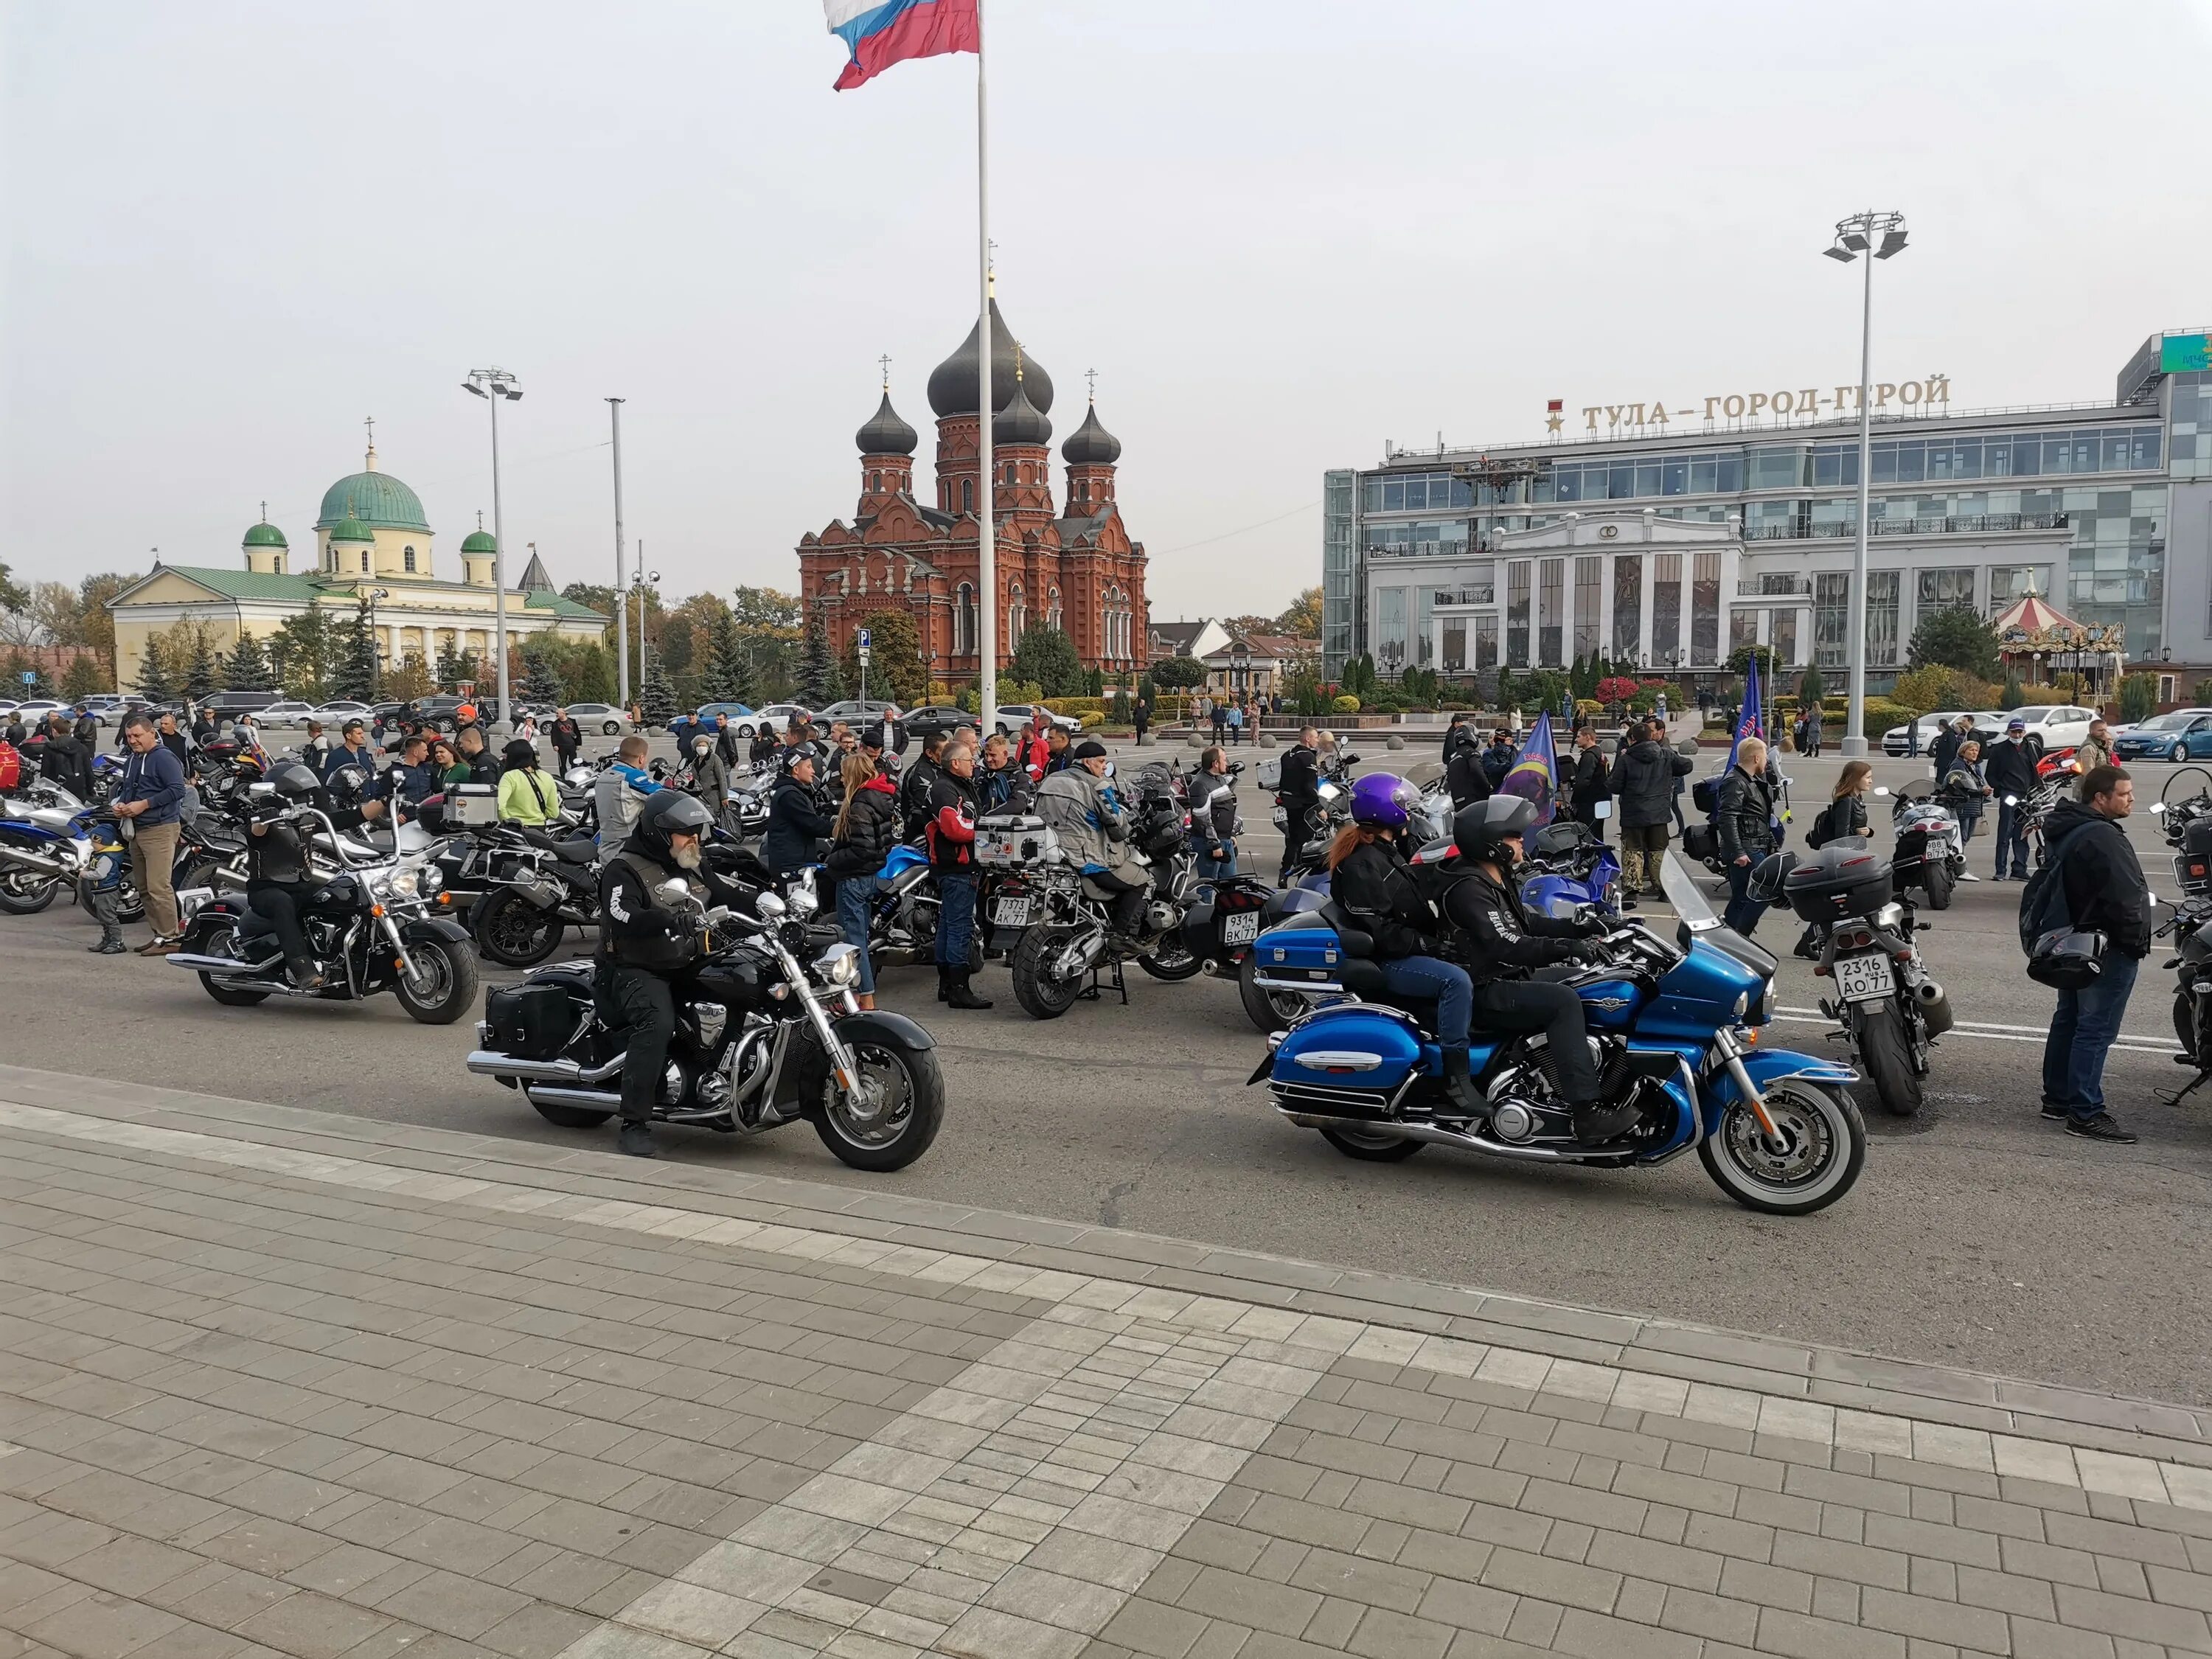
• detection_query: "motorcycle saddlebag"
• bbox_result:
[1680,821,1718,862]
[484,981,574,1060]
[2177,820,2212,897]
[445,784,500,828]
[1783,843,1894,922]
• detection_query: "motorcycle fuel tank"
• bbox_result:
[1575,978,1645,1029]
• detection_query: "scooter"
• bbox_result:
[1245,852,1865,1215]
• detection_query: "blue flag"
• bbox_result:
[1500,712,1559,829]
[1728,654,1762,773]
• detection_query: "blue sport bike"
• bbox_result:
[1245,852,1865,1215]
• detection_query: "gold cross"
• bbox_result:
[878,354,892,390]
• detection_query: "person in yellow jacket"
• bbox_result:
[496,739,560,826]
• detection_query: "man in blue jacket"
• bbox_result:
[113,712,188,953]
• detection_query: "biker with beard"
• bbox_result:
[1442,796,1641,1146]
[596,790,751,1159]
[243,762,372,990]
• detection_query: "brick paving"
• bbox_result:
[1,1069,2210,1658]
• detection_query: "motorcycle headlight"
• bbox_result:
[417,863,443,897]
[813,942,860,987]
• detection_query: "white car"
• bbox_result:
[257,700,318,728]
[751,703,814,732]
[2003,704,2098,751]
[302,700,373,728]
[11,700,64,725]
[1882,712,1975,757]
[990,704,1083,737]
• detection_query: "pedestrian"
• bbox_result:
[552,707,582,771]
[1794,759,1876,956]
[1930,713,1971,781]
[190,703,217,747]
[457,723,504,786]
[826,751,897,1011]
[687,731,732,831]
[497,740,560,827]
[762,748,834,877]
[1985,717,2039,879]
[1132,695,1150,742]
[1613,717,1691,897]
[1041,724,1074,775]
[39,712,91,799]
[1276,724,1323,881]
[1566,723,1611,835]
[1446,720,1492,811]
[748,724,777,768]
[1941,740,1992,859]
[594,734,659,855]
[1802,700,1824,759]
[1225,702,1244,746]
[927,739,992,1007]
[1210,696,1227,742]
[155,709,190,768]
[1716,736,1779,935]
[111,712,187,953]
[2073,718,2115,796]
[299,719,331,777]
[431,739,467,789]
[2034,765,2148,1142]
[1481,728,1516,788]
[1189,745,1239,880]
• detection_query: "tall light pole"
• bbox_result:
[462,366,522,736]
[607,397,628,708]
[1823,210,1907,757]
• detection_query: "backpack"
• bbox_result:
[2018,821,2107,990]
[1691,776,1721,815]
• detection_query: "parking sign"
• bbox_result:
[857,627,871,664]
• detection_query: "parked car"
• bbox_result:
[256,700,318,728]
[990,704,1083,736]
[10,700,66,726]
[691,701,759,736]
[904,704,975,732]
[751,702,813,731]
[2115,709,2212,762]
[301,700,372,727]
[1882,712,1974,757]
[2005,703,2097,751]
[815,699,898,725]
[198,689,285,717]
[563,702,630,736]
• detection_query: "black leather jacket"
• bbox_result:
[1715,765,1778,863]
[1329,838,1436,959]
[1441,863,1600,986]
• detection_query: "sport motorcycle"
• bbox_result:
[1245,852,1865,1215]
[466,882,942,1171]
[1889,784,1965,909]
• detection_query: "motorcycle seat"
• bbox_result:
[1319,902,1377,958]
[234,907,279,939]
[520,827,598,863]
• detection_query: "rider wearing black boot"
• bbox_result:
[1444,798,1639,1146]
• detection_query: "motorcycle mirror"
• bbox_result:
[2152,802,2167,813]
[656,878,690,904]
[1873,785,1891,797]
[755,891,788,919]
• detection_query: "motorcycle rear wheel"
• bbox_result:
[76,877,145,925]
[1318,1124,1424,1161]
[474,886,568,967]
[0,871,59,914]
[1853,1002,1922,1117]
[199,973,270,1006]
[810,1038,945,1172]
[1011,925,1085,1019]
[523,1087,614,1129]
[1921,861,1954,911]
[1698,1082,1865,1215]
[1238,956,1315,1033]
[394,937,479,1026]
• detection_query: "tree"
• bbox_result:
[179,625,222,699]
[1907,607,2002,680]
[797,613,844,706]
[520,630,615,705]
[270,608,338,701]
[841,608,925,705]
[222,629,276,692]
[61,654,104,701]
[1276,586,1323,639]
[0,558,26,614]
[2118,672,2158,724]
[1724,641,1783,680]
[383,653,436,704]
[1151,655,1207,691]
[2,650,52,696]
[1798,666,1827,705]
[521,650,563,706]
[2000,669,2025,709]
[330,602,378,702]
[1006,624,1084,699]
[135,636,173,703]
[638,659,678,727]
[74,573,131,680]
[699,606,758,706]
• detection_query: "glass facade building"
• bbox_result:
[1326,331,2212,684]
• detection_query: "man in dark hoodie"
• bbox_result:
[1613,719,1692,897]
[1984,717,2040,880]
[2034,765,2149,1144]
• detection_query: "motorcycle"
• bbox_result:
[166,795,479,1024]
[1245,851,1865,1215]
[0,793,150,924]
[465,881,943,1171]
[1889,783,1965,909]
[1518,820,1623,922]
[1779,844,1951,1118]
[467,822,603,967]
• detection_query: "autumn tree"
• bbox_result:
[1276,586,1323,639]
[841,608,924,705]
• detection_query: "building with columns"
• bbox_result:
[797,299,1150,682]
[108,436,606,691]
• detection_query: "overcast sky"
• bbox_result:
[7,0,2211,622]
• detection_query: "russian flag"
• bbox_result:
[824,0,978,90]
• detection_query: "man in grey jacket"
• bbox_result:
[594,734,658,856]
[1035,741,1149,941]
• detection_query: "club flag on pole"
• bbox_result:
[1728,654,1762,772]
[1500,712,1559,830]
[824,0,979,88]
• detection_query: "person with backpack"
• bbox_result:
[1792,761,1874,958]
[2026,764,2148,1144]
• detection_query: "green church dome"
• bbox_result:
[459,528,498,554]
[316,457,430,533]
[243,521,288,549]
[329,514,375,544]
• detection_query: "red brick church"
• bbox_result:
[796,299,1150,681]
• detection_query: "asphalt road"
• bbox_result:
[10,737,2211,1408]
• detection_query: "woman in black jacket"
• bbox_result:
[1792,760,1873,957]
[762,750,835,875]
[824,752,898,1009]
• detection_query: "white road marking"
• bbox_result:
[1773,1008,2182,1056]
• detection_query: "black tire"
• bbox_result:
[810,1038,945,1171]
[1136,935,1204,981]
[1698,1082,1865,1215]
[1921,860,1954,911]
[603,720,621,736]
[394,937,479,1025]
[1319,1124,1424,1161]
[0,872,60,915]
[1238,955,1315,1033]
[199,974,270,1006]
[2174,742,2188,764]
[524,1088,614,1129]
[75,877,146,925]
[1853,1002,1922,1117]
[474,886,567,967]
[1011,925,1085,1019]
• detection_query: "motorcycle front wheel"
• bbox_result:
[1852,1002,1923,1117]
[393,937,480,1025]
[1698,1082,1865,1216]
[1318,1124,1424,1161]
[1136,934,1203,981]
[1011,925,1085,1019]
[811,1038,945,1171]
[474,886,568,967]
[1238,956,1316,1033]
[0,870,60,914]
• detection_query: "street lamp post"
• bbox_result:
[462,367,523,737]
[1823,210,1908,757]
[365,588,391,700]
[607,397,628,710]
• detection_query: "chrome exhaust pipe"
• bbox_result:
[1913,978,1954,1036]
[464,1049,628,1085]
[523,1085,625,1110]
[167,952,279,974]
[1280,1111,1602,1164]
[0,845,73,879]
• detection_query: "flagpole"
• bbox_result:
[974,0,997,722]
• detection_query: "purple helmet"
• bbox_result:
[1349,771,1421,830]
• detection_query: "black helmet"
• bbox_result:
[325,764,369,804]
[268,762,322,802]
[1746,851,1798,907]
[1453,796,1537,863]
[630,788,716,869]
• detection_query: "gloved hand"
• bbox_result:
[1570,938,1609,964]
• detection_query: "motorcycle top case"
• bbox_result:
[2178,819,2212,896]
[974,815,1059,869]
[1270,1004,1425,1094]
[1251,917,1351,988]
[445,783,500,827]
[483,981,575,1060]
[1783,844,1894,922]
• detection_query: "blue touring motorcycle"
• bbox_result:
[1245,852,1865,1214]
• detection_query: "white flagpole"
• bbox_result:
[975,0,997,721]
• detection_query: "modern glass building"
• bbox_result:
[1324,330,2212,693]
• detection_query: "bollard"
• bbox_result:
[1259,733,1277,748]
[1186,732,1206,748]
[1385,734,1405,751]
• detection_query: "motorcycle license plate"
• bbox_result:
[1835,952,1895,1004]
[1222,911,1262,945]
[993,896,1032,927]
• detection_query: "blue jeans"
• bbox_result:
[835,873,876,993]
[1379,955,1472,1047]
[1994,801,2030,877]
[1723,859,1767,936]
[2042,953,2138,1118]
[1192,838,1237,881]
[936,872,976,968]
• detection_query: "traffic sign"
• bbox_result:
[857,627,872,665]
[18,672,33,686]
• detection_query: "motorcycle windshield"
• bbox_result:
[1658,852,1721,933]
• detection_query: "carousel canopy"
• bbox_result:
[1993,588,2126,656]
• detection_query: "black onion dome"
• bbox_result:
[926,299,1054,418]
[995,377,1052,445]
[855,391,917,456]
[1062,401,1121,465]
